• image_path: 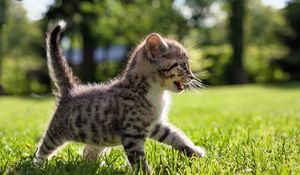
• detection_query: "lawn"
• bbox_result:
[0,84,300,174]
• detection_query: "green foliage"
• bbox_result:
[93,0,189,45]
[95,60,122,82]
[246,0,286,46]
[0,0,9,81]
[196,45,232,85]
[0,1,47,95]
[1,57,30,94]
[1,2,42,58]
[1,57,48,95]
[1,85,300,174]
[274,0,300,80]
[191,44,289,85]
[245,45,290,83]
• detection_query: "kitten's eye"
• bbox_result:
[180,63,188,70]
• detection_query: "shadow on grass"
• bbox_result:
[3,155,129,175]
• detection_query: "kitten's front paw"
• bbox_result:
[192,146,206,157]
[181,145,206,157]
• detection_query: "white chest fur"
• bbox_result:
[146,87,171,122]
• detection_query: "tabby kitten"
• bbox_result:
[34,21,205,173]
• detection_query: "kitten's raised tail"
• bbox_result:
[46,20,78,96]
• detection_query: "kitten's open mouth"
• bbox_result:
[173,81,184,91]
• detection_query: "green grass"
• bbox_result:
[0,84,300,174]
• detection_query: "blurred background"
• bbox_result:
[0,0,299,95]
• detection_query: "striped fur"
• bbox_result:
[34,22,205,173]
[46,21,78,95]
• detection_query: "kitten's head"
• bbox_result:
[143,33,202,93]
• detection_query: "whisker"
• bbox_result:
[191,83,201,90]
[194,71,211,78]
[184,80,196,90]
[193,76,202,83]
[181,70,207,90]
[187,83,197,90]
[184,77,201,88]
[193,80,205,87]
[186,81,199,90]
[190,80,205,89]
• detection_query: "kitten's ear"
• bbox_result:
[145,33,168,59]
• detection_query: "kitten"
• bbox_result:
[34,21,205,173]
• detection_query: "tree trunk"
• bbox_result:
[227,0,248,84]
[80,25,97,83]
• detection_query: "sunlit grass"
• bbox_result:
[0,84,300,174]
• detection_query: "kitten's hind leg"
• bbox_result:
[34,129,65,164]
[83,144,105,161]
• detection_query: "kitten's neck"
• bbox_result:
[121,45,164,95]
[121,71,164,97]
